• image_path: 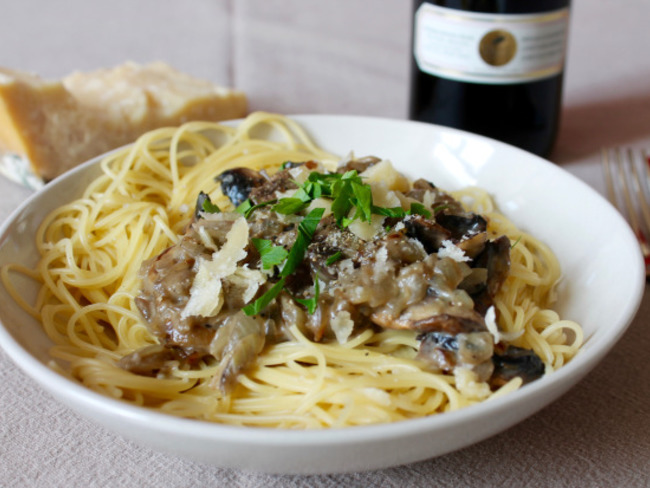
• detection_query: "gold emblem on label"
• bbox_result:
[479,30,517,66]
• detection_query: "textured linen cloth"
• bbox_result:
[1,295,649,487]
[1,0,650,486]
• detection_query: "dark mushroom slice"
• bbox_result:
[372,225,429,265]
[407,180,467,216]
[417,330,494,379]
[456,232,488,259]
[460,235,512,315]
[474,235,511,297]
[417,331,458,372]
[436,213,487,241]
[216,167,267,207]
[490,346,545,388]
[405,310,487,335]
[406,178,437,202]
[118,344,206,377]
[337,155,382,174]
[403,214,452,254]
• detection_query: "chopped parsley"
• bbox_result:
[280,207,324,278]
[242,277,286,316]
[243,207,324,316]
[233,167,442,316]
[252,238,289,270]
[195,191,221,217]
[236,198,275,219]
[325,251,343,266]
[293,274,320,315]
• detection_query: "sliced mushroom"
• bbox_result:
[436,213,487,241]
[337,155,381,174]
[118,344,185,377]
[403,214,451,254]
[209,312,268,393]
[475,235,511,297]
[216,167,267,207]
[417,330,494,379]
[248,167,298,204]
[456,232,488,259]
[406,178,437,202]
[490,346,545,388]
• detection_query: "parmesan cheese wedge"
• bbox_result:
[0,62,247,186]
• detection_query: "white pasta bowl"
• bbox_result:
[0,115,645,474]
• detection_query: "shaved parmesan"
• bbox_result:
[225,267,266,303]
[360,159,410,192]
[370,181,401,208]
[288,165,308,181]
[347,214,384,241]
[181,216,249,318]
[485,306,500,343]
[438,239,471,262]
[197,225,218,251]
[422,190,436,210]
[307,197,332,218]
[331,310,355,344]
[485,305,523,344]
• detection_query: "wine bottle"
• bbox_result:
[408,0,571,158]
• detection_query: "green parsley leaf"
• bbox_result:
[299,206,325,238]
[244,207,325,316]
[242,277,286,316]
[196,191,221,216]
[252,238,288,270]
[293,274,320,314]
[235,199,252,216]
[307,172,337,197]
[371,205,406,218]
[351,181,373,222]
[235,199,276,219]
[331,182,354,226]
[325,251,342,266]
[273,197,309,215]
[281,207,324,277]
[409,202,432,218]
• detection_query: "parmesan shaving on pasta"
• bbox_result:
[438,239,471,262]
[182,215,249,318]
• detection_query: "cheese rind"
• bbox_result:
[0,62,247,183]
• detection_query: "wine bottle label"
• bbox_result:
[413,4,570,84]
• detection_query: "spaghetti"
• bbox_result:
[1,112,582,428]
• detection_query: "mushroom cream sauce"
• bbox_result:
[1,112,582,428]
